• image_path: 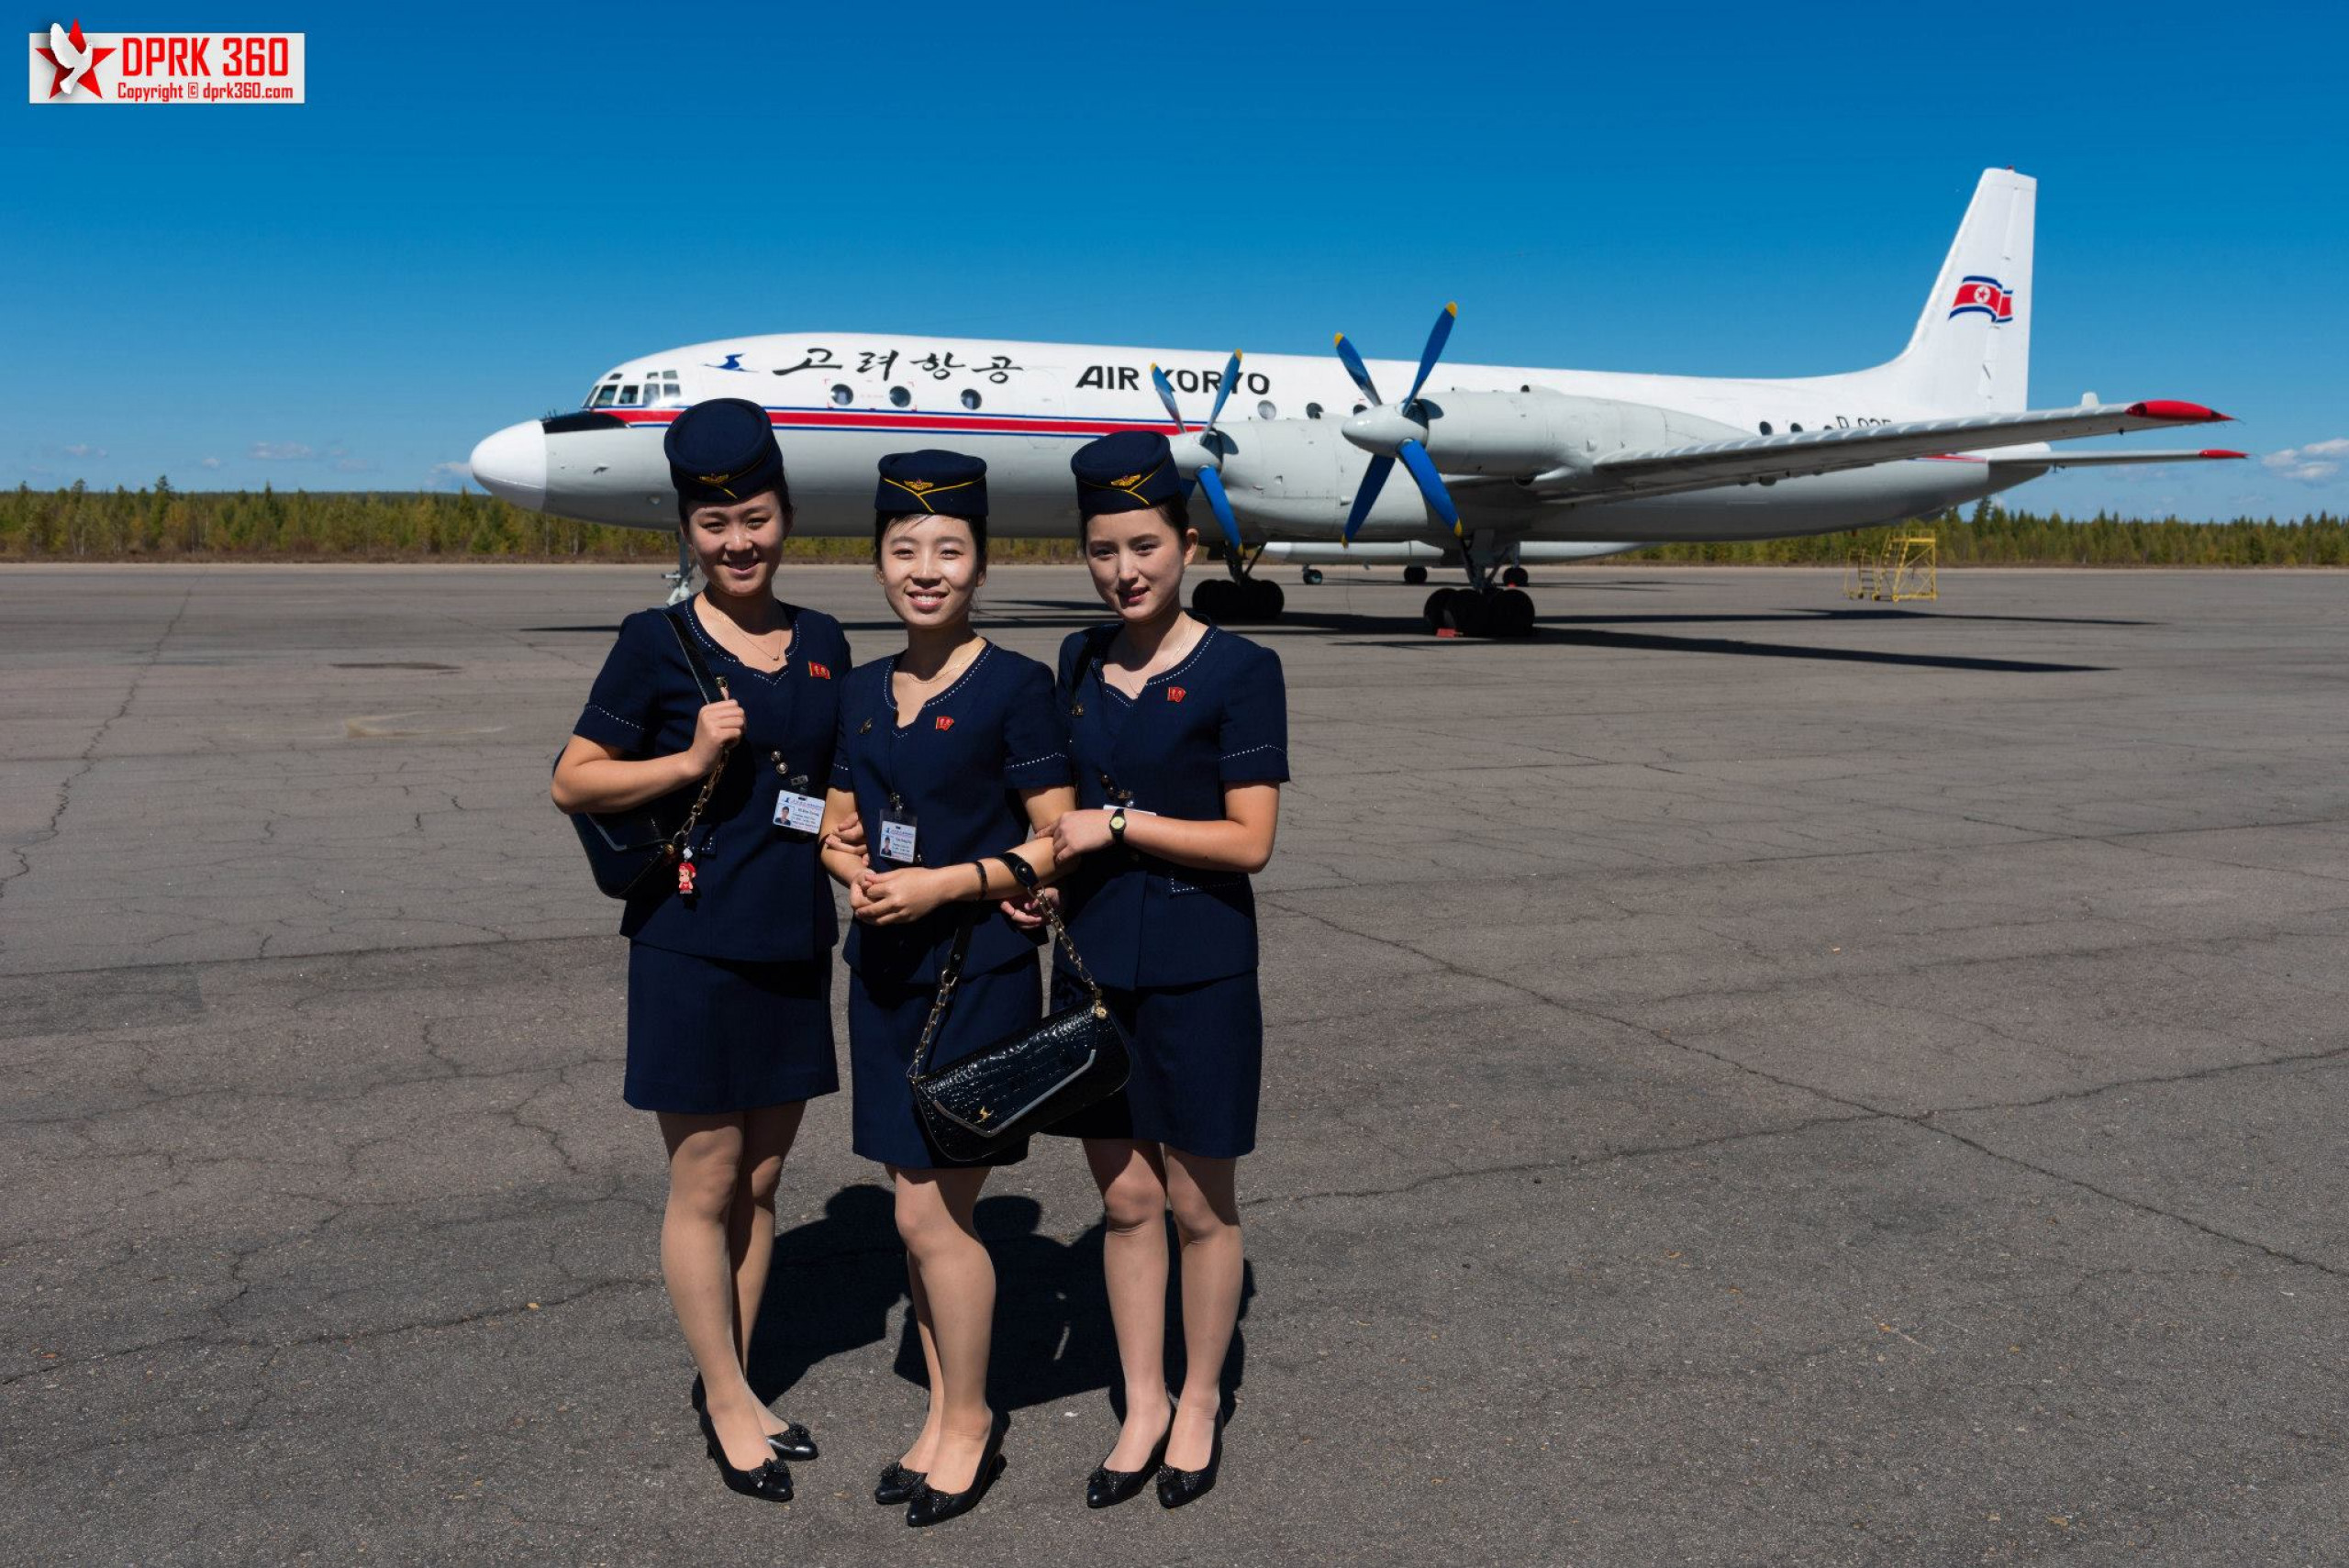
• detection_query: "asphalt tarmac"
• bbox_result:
[4,563,2343,1567]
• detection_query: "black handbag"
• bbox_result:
[907,857,1131,1163]
[562,611,735,901]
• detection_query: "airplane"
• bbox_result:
[469,169,2243,638]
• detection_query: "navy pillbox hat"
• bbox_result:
[875,450,989,518]
[1070,429,1183,518]
[664,398,785,517]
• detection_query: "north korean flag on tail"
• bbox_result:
[1948,275,2015,324]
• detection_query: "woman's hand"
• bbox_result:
[1050,808,1115,862]
[999,885,1059,931]
[824,807,867,856]
[683,698,746,772]
[856,866,953,926]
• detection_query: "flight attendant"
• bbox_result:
[818,450,1077,1528]
[550,397,851,1504]
[1043,430,1288,1510]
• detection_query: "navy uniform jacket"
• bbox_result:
[573,601,851,964]
[1053,623,1289,990]
[831,642,1073,985]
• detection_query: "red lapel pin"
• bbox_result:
[1166,686,1187,703]
[807,662,832,680]
[934,715,956,731]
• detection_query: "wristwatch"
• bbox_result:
[1108,808,1128,845]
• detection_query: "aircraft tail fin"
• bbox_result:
[1852,169,2035,414]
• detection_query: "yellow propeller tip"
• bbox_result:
[1444,302,1459,317]
[1332,333,1345,347]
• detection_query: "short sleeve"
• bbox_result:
[573,612,664,751]
[1218,645,1290,784]
[1001,659,1073,788]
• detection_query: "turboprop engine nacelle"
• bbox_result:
[1343,390,1683,480]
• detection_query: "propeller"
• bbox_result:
[1336,303,1463,540]
[1148,350,1247,558]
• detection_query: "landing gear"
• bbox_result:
[663,534,697,605]
[1421,543,1537,639]
[1501,564,1531,588]
[1301,567,1325,586]
[1195,573,1286,624]
[1403,564,1429,585]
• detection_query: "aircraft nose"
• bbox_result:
[468,420,547,510]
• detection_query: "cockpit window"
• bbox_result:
[590,384,618,407]
[618,384,642,406]
[646,372,685,407]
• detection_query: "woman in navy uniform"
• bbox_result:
[818,450,1076,1528]
[551,398,851,1503]
[1043,430,1288,1510]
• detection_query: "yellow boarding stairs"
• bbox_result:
[1843,528,1939,603]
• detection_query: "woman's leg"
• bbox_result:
[656,1111,771,1470]
[1163,1149,1242,1470]
[893,1164,997,1492]
[1085,1138,1175,1468]
[896,1243,948,1473]
[728,1099,806,1435]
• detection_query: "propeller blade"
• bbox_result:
[1405,302,1458,407]
[1148,364,1186,433]
[1195,464,1245,555]
[1343,454,1396,542]
[1394,439,1462,534]
[1333,334,1382,407]
[1204,350,1242,432]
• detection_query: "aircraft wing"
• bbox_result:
[1987,448,2247,470]
[1587,401,2232,493]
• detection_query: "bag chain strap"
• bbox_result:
[662,673,732,862]
[907,860,1105,1083]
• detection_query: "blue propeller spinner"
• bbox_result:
[1148,351,1248,559]
[1336,303,1464,541]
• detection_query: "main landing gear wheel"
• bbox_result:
[1422,586,1536,639]
[1196,575,1286,624]
[1403,564,1429,585]
[1501,565,1531,588]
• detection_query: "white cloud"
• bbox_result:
[250,441,313,462]
[64,443,106,459]
[2263,439,2348,484]
[427,460,472,488]
[199,456,223,470]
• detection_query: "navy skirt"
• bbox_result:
[624,942,840,1115]
[1042,969,1263,1159]
[849,956,1042,1169]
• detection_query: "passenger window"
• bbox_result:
[1758,421,1772,435]
[889,385,911,408]
[1306,402,1323,421]
[1789,422,1803,432]
[961,389,982,410]
[830,384,853,406]
[1257,400,1277,420]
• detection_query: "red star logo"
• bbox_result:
[1166,686,1187,703]
[35,20,114,99]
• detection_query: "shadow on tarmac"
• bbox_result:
[748,1184,1252,1421]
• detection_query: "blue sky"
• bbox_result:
[9,0,2344,521]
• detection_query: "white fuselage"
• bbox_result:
[507,330,2023,546]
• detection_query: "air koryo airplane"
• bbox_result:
[470,169,2241,637]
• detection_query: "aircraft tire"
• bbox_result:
[1301,567,1324,586]
[1250,579,1286,619]
[1195,578,1231,622]
[1501,565,1531,588]
[1422,588,1454,632]
[1448,593,1492,639]
[1492,588,1537,639]
[1403,564,1429,585]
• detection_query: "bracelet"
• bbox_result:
[998,849,1040,891]
[970,859,989,897]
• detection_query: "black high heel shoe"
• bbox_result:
[1154,1412,1223,1510]
[904,1412,1008,1528]
[690,1373,819,1462]
[873,1460,926,1506]
[1085,1404,1174,1509]
[697,1407,795,1503]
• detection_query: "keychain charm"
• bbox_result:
[677,845,698,897]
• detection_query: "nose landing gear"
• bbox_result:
[663,534,698,606]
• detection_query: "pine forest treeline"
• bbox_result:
[3,482,2343,567]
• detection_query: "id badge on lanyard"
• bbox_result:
[878,794,919,864]
[769,751,824,836]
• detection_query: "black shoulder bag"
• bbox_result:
[907,854,1131,1162]
[562,612,736,900]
